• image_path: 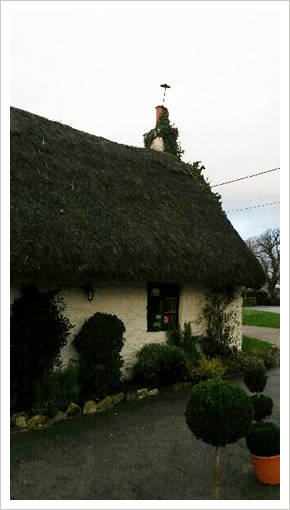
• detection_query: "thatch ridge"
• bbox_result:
[10,107,264,289]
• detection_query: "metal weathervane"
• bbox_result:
[160,84,171,105]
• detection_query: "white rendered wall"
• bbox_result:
[58,284,243,375]
[10,284,242,376]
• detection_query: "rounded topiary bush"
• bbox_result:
[133,343,188,388]
[250,394,273,422]
[246,422,280,457]
[243,367,268,393]
[185,379,253,499]
[74,312,125,400]
[185,379,253,447]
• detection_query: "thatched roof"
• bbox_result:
[10,107,264,289]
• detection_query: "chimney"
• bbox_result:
[155,105,165,126]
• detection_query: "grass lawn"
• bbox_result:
[242,335,272,351]
[242,309,280,328]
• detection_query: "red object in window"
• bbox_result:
[164,315,169,324]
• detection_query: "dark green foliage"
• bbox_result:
[10,285,72,412]
[167,323,183,347]
[246,422,280,457]
[181,161,222,208]
[74,312,125,400]
[245,289,279,306]
[257,347,280,369]
[243,367,268,393]
[133,343,188,388]
[32,362,81,418]
[11,107,265,289]
[250,394,273,422]
[201,337,232,358]
[144,108,221,209]
[143,107,184,160]
[224,346,279,375]
[185,380,253,447]
[167,322,200,360]
[201,291,238,357]
[225,347,264,374]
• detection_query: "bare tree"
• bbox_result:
[246,228,280,302]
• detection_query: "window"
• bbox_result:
[147,283,180,332]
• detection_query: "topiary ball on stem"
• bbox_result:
[185,379,253,499]
[250,394,273,422]
[243,367,268,393]
[185,379,253,447]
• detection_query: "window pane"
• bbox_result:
[147,283,180,332]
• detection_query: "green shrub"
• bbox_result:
[239,348,279,371]
[10,285,73,412]
[32,362,81,417]
[185,379,253,447]
[243,367,268,393]
[256,348,280,369]
[167,322,200,361]
[201,291,238,358]
[224,349,266,375]
[133,343,188,388]
[188,356,226,382]
[246,422,280,457]
[250,394,273,422]
[167,323,183,348]
[74,312,125,400]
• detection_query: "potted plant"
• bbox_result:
[185,379,253,499]
[243,367,280,485]
[246,422,280,485]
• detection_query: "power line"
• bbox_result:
[212,167,280,188]
[226,201,280,213]
[223,194,280,207]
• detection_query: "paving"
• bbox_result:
[10,368,280,501]
[242,325,280,348]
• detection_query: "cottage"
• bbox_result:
[10,106,264,376]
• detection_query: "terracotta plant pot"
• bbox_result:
[251,453,280,485]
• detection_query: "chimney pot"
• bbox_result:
[155,105,165,126]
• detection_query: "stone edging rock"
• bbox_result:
[10,382,193,433]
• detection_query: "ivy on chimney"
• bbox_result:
[143,107,184,160]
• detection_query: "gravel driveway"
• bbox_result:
[242,326,280,348]
[10,369,280,501]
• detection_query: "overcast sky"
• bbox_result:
[9,3,282,240]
